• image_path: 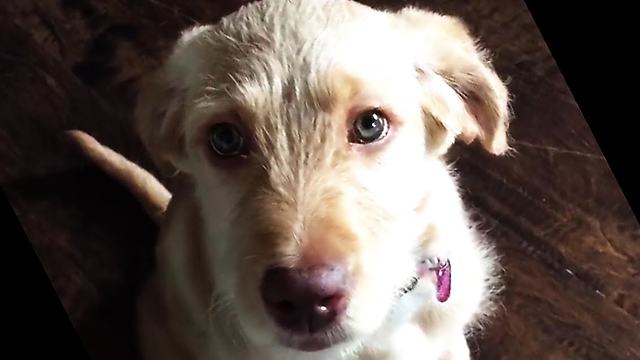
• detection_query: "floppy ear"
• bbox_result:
[395,8,511,156]
[134,25,214,175]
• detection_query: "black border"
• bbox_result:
[2,188,89,359]
[523,1,638,218]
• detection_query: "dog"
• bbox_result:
[69,0,511,358]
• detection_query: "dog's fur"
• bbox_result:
[71,0,512,359]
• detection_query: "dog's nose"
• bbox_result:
[260,264,349,334]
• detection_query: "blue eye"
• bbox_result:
[209,123,246,157]
[350,109,390,144]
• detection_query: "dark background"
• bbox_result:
[2,0,638,359]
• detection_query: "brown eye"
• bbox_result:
[350,109,390,144]
[209,122,246,157]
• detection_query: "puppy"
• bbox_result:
[70,0,511,359]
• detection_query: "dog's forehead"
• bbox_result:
[206,0,414,107]
[217,0,383,48]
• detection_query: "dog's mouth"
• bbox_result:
[399,257,451,302]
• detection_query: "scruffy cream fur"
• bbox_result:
[88,1,512,359]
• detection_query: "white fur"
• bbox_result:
[134,1,510,359]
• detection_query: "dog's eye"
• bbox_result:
[208,123,245,157]
[350,109,390,144]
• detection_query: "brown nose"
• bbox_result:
[260,264,349,334]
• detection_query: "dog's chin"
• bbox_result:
[236,310,354,354]
[276,328,351,352]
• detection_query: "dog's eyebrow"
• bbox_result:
[193,77,239,110]
[193,91,225,111]
[200,73,237,98]
[190,90,240,126]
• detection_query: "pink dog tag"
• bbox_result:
[436,259,451,302]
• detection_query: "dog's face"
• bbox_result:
[136,0,509,356]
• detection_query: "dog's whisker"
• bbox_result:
[242,254,259,262]
[207,293,231,320]
[207,292,251,348]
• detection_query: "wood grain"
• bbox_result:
[1,0,638,359]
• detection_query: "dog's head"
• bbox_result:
[136,0,509,355]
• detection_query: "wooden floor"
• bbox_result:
[2,0,639,359]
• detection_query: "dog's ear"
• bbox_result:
[135,25,213,175]
[394,8,511,156]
